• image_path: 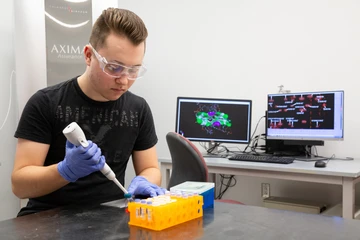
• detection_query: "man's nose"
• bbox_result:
[115,73,129,84]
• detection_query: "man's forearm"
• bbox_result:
[12,164,69,199]
[138,167,162,186]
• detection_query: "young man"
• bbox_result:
[11,8,165,216]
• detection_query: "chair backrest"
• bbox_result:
[166,132,208,189]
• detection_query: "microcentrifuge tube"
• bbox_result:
[135,199,140,218]
[147,201,152,221]
[140,200,147,219]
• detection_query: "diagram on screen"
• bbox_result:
[267,93,335,129]
[194,103,232,135]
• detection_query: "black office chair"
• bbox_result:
[166,132,208,189]
[166,132,243,205]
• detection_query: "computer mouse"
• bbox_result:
[314,160,327,168]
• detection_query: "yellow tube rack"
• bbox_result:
[127,193,203,231]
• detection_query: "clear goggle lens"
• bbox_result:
[104,63,146,80]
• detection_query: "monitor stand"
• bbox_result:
[202,142,226,158]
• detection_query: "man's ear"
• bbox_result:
[83,45,92,66]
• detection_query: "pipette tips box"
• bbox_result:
[170,181,215,209]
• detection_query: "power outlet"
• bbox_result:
[261,183,270,198]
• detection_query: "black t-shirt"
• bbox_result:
[14,77,158,216]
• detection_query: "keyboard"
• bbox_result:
[228,154,295,164]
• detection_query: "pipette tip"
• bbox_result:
[124,193,132,198]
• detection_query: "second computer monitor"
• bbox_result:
[267,90,344,141]
[175,97,252,144]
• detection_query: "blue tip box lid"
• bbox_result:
[170,181,214,194]
[170,181,215,210]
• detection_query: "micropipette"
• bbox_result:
[63,122,132,198]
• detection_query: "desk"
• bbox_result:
[159,157,360,219]
[1,200,360,239]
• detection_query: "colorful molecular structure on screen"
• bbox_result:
[195,104,232,135]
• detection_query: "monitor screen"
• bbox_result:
[175,97,252,144]
[267,90,344,140]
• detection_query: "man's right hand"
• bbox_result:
[57,140,105,182]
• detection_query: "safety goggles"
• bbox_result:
[89,43,147,80]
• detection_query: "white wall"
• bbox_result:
[0,0,20,221]
[119,0,360,207]
[14,0,47,117]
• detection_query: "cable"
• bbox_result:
[0,70,15,131]
[325,154,335,164]
[326,154,354,161]
[251,136,266,154]
[207,142,221,154]
[200,142,228,156]
[216,174,237,199]
[243,116,265,153]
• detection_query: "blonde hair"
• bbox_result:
[89,8,148,50]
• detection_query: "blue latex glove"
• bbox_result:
[127,176,166,197]
[58,140,105,182]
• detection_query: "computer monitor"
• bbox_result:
[266,90,344,141]
[175,97,252,144]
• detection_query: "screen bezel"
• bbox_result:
[175,96,252,144]
[266,90,344,141]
